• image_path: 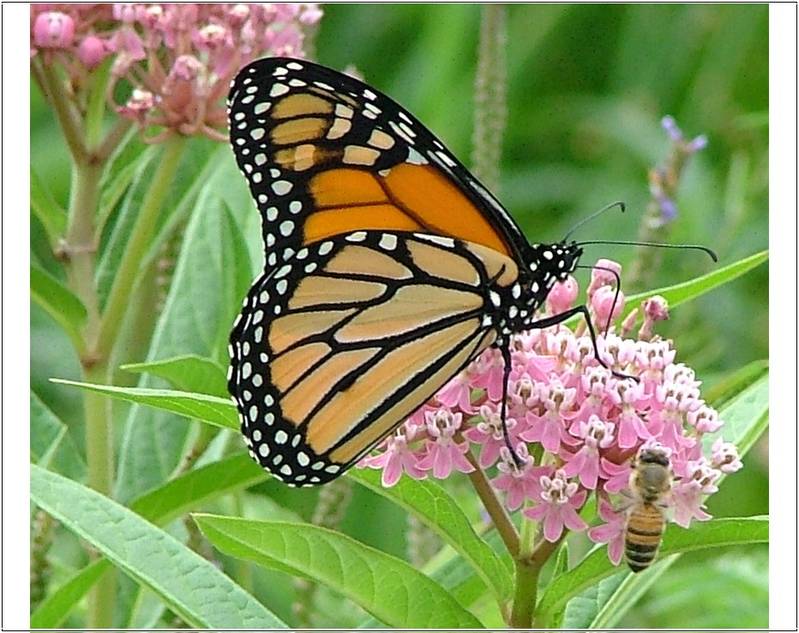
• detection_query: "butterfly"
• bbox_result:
[226,57,606,487]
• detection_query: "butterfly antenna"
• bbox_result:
[563,201,626,242]
[576,239,718,262]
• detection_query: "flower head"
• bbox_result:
[30,4,323,141]
[524,470,588,542]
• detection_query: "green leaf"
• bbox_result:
[30,559,107,629]
[623,249,768,316]
[97,136,153,234]
[121,354,228,398]
[705,358,768,410]
[30,392,86,479]
[196,514,483,628]
[51,379,237,430]
[31,454,267,628]
[115,155,257,502]
[536,516,768,624]
[30,265,87,351]
[31,465,282,628]
[349,468,513,601]
[30,168,67,244]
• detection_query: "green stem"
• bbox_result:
[510,533,565,628]
[471,4,507,193]
[65,162,114,628]
[464,450,519,556]
[95,136,187,359]
[35,59,89,165]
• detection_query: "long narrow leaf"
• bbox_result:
[537,516,767,623]
[623,249,767,315]
[349,468,513,602]
[121,355,228,398]
[196,514,484,628]
[30,454,267,628]
[51,379,238,430]
[30,266,87,351]
[30,168,67,245]
[31,465,283,628]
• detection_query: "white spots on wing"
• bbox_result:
[270,83,289,97]
[289,200,302,214]
[379,234,398,251]
[436,150,457,167]
[289,78,306,87]
[266,207,278,222]
[414,233,455,248]
[254,102,270,115]
[318,241,334,256]
[254,153,267,166]
[363,88,377,100]
[406,146,428,165]
[273,66,288,76]
[287,61,304,70]
[542,250,553,260]
[389,120,414,144]
[276,279,289,295]
[279,220,295,236]
[272,180,292,195]
[490,291,501,307]
[346,231,367,242]
[275,430,288,444]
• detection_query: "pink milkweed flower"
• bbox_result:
[77,35,110,69]
[416,409,475,479]
[491,444,550,511]
[600,457,632,493]
[686,405,723,434]
[524,469,588,542]
[608,379,651,449]
[638,295,669,341]
[464,403,523,468]
[33,11,75,49]
[437,371,476,414]
[587,259,622,297]
[710,438,743,474]
[562,415,616,489]
[358,426,426,487]
[671,458,720,527]
[591,285,625,328]
[31,4,322,142]
[546,276,578,315]
[588,498,627,565]
[521,378,577,453]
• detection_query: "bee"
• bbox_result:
[623,446,672,573]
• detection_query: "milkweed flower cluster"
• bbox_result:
[30,3,322,141]
[359,259,743,565]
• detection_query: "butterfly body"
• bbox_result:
[227,58,583,486]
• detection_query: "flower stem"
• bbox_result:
[464,451,519,556]
[34,59,89,165]
[471,4,508,193]
[510,532,566,628]
[95,136,186,360]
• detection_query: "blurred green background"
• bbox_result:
[31,4,767,628]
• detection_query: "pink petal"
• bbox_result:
[543,510,565,542]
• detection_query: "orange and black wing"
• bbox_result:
[227,57,528,267]
[228,231,520,485]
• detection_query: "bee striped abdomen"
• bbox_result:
[624,503,665,573]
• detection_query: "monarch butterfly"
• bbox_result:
[227,57,613,487]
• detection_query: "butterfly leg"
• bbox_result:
[499,342,523,466]
[527,305,638,382]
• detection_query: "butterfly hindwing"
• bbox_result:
[228,230,523,485]
[228,57,528,268]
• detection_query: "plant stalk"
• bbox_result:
[95,136,186,360]
[464,451,519,556]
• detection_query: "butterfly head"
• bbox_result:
[526,241,583,282]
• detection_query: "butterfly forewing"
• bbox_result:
[228,231,522,485]
[228,57,528,268]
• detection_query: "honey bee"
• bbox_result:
[624,446,672,573]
